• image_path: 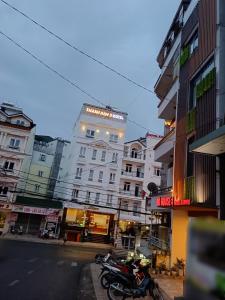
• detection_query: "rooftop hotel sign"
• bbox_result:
[85,106,125,121]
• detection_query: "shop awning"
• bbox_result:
[15,196,62,209]
[190,125,225,155]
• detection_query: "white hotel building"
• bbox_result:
[55,103,162,243]
[55,103,127,242]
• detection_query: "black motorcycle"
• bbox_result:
[107,265,164,300]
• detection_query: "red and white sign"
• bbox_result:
[0,202,12,210]
[156,197,191,207]
[46,215,59,223]
[10,213,18,222]
[12,205,60,216]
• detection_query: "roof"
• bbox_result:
[125,137,146,147]
[15,196,63,209]
[35,135,54,143]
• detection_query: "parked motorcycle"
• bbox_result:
[107,264,164,300]
[10,225,23,235]
[100,259,142,289]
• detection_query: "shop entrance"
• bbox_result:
[16,213,44,234]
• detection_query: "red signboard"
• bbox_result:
[156,197,191,207]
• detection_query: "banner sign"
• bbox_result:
[156,197,191,207]
[12,205,60,216]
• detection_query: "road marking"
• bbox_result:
[57,260,64,266]
[27,270,34,275]
[71,262,78,267]
[28,257,38,263]
[8,280,19,287]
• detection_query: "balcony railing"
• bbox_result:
[149,236,170,251]
[121,170,144,179]
[119,189,142,198]
[123,153,145,160]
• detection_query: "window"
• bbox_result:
[189,60,215,110]
[38,170,43,177]
[109,134,118,143]
[98,171,103,183]
[79,146,86,158]
[9,138,20,149]
[112,153,118,163]
[88,170,94,181]
[92,149,97,160]
[101,150,106,162]
[95,193,100,204]
[122,200,128,211]
[40,154,46,162]
[86,129,95,138]
[190,31,199,55]
[75,168,82,179]
[86,191,91,203]
[131,148,138,158]
[4,161,14,171]
[133,203,140,216]
[0,186,8,196]
[154,168,161,176]
[72,189,79,198]
[107,194,113,207]
[109,173,116,184]
[16,120,25,126]
[35,185,40,192]
[125,164,132,173]
[124,182,130,191]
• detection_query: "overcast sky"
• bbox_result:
[0,0,180,140]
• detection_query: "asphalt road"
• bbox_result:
[0,239,101,300]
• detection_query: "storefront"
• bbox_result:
[63,207,114,243]
[12,196,63,236]
[0,202,12,235]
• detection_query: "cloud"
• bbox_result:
[0,0,180,140]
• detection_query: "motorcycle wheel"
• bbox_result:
[100,273,112,289]
[107,282,126,300]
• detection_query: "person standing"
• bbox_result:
[63,232,67,245]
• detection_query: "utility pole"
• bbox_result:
[115,198,122,247]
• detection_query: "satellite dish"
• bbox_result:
[147,182,158,194]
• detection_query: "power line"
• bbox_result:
[0,29,160,135]
[0,30,105,107]
[0,0,153,94]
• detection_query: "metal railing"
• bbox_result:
[123,153,145,160]
[121,170,144,178]
[149,236,170,251]
[119,189,142,198]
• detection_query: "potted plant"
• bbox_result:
[176,258,185,276]
[171,264,178,277]
[159,262,167,275]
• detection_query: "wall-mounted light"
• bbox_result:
[119,132,123,138]
[96,129,100,133]
[81,125,86,131]
[106,131,110,135]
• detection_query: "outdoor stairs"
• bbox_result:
[87,234,110,244]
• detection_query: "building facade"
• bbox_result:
[118,134,162,233]
[153,0,221,265]
[55,103,128,242]
[0,102,35,234]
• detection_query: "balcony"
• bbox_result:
[154,128,175,163]
[120,210,143,222]
[149,236,170,251]
[119,189,142,199]
[190,124,225,155]
[123,153,145,164]
[121,170,144,181]
[158,78,178,120]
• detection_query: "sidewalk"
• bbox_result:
[90,263,173,300]
[0,233,113,250]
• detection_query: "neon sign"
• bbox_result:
[85,107,124,121]
[156,197,191,207]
